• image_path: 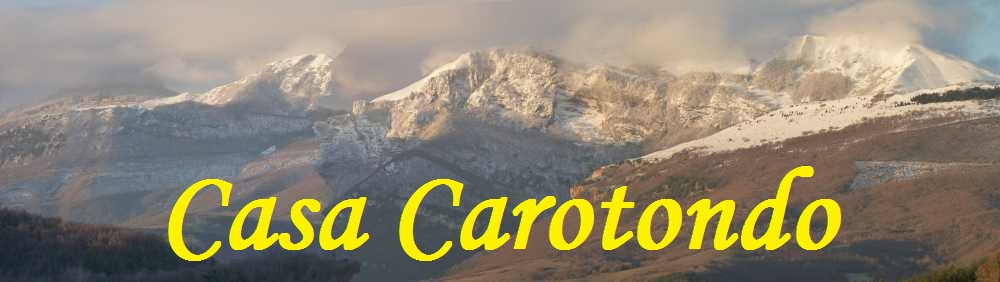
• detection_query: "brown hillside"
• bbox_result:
[444,114,1000,281]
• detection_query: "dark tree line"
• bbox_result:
[0,208,359,281]
[910,86,1000,104]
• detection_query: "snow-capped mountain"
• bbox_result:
[440,37,1000,282]
[0,54,343,223]
[640,36,1000,160]
[365,49,770,146]
[145,53,340,115]
[314,48,784,219]
[753,35,1000,102]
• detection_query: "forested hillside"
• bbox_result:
[0,208,359,281]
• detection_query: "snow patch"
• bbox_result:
[642,84,1000,160]
[139,93,198,108]
[847,161,991,190]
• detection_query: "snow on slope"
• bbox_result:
[140,93,198,108]
[643,84,1000,160]
[898,45,1000,90]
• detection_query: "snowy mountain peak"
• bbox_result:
[263,53,336,78]
[762,35,1000,98]
[372,49,558,103]
[895,45,1000,90]
[261,53,337,98]
[188,53,339,112]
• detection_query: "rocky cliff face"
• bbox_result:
[369,49,772,146]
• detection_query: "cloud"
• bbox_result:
[969,0,1000,72]
[980,56,1000,74]
[0,0,988,108]
[560,9,750,73]
[810,0,932,48]
[809,0,977,53]
[0,5,159,106]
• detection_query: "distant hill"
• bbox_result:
[0,208,359,282]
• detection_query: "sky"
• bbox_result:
[970,0,1000,70]
[0,0,997,108]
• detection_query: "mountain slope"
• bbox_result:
[444,95,1000,281]
[438,39,1000,281]
[644,84,1000,160]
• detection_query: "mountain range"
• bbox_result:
[1,35,998,280]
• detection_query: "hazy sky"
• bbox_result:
[1,0,997,108]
